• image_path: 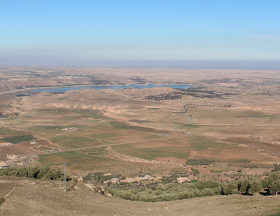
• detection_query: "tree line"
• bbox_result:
[103,171,280,202]
[0,166,71,181]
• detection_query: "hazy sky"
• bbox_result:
[1,0,280,66]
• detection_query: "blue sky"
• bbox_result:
[1,0,280,65]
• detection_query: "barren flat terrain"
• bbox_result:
[1,66,280,215]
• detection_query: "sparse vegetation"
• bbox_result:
[83,172,118,183]
[186,159,215,165]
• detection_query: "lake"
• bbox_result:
[31,84,191,92]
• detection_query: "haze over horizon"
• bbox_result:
[1,0,280,69]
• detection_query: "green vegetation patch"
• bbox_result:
[179,124,201,129]
[50,135,101,148]
[91,132,123,139]
[36,108,106,121]
[0,128,29,137]
[38,150,124,171]
[83,172,118,182]
[73,109,102,117]
[0,166,70,181]
[106,172,280,202]
[25,126,67,137]
[238,110,276,118]
[269,212,280,216]
[113,144,189,160]
[110,121,167,133]
[190,136,233,150]
[107,179,225,202]
[39,151,92,165]
[191,168,200,176]
[80,147,107,156]
[0,135,35,144]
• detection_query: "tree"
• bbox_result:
[267,171,280,186]
[247,178,262,194]
[271,180,280,195]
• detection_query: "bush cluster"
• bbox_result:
[161,173,179,184]
[105,171,280,202]
[83,172,118,183]
[191,168,200,176]
[0,166,71,181]
[107,180,224,202]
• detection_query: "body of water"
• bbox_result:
[30,84,191,92]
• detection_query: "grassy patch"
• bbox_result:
[113,144,189,160]
[239,110,276,118]
[110,121,166,133]
[38,150,124,172]
[50,136,101,148]
[179,124,201,129]
[80,147,107,156]
[91,132,123,139]
[190,136,232,150]
[39,151,92,165]
[0,135,35,144]
[0,128,28,137]
[25,126,67,137]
